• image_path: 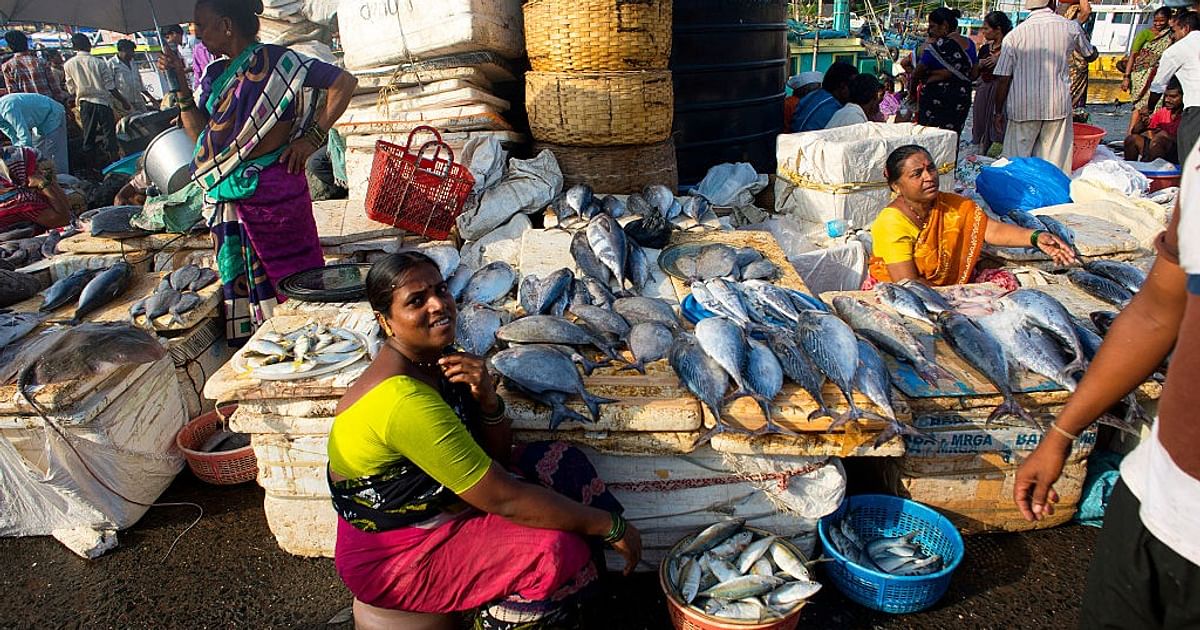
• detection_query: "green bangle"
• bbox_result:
[1030,229,1045,248]
[603,512,627,544]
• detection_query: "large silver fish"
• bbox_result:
[740,280,801,324]
[490,344,615,429]
[613,296,678,330]
[740,259,778,281]
[461,261,516,305]
[669,332,739,446]
[644,184,679,219]
[795,311,862,422]
[519,268,574,316]
[832,296,946,384]
[620,322,673,374]
[694,317,754,400]
[583,276,616,308]
[696,244,738,281]
[766,331,832,422]
[569,303,631,339]
[856,338,923,447]
[74,261,133,322]
[168,264,202,292]
[1068,271,1132,308]
[40,268,98,312]
[586,214,629,291]
[999,289,1086,383]
[745,338,794,436]
[625,242,655,295]
[897,279,952,313]
[1085,260,1145,294]
[496,315,621,362]
[938,311,1040,429]
[546,344,610,376]
[703,278,753,329]
[145,278,181,320]
[876,282,934,325]
[571,229,611,283]
[564,184,594,218]
[456,303,505,356]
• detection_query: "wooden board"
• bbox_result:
[311,199,406,246]
[709,428,907,457]
[202,311,379,403]
[512,430,704,454]
[57,231,211,255]
[0,359,153,419]
[9,270,220,332]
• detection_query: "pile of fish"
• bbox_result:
[129,264,217,326]
[1068,259,1145,308]
[551,183,719,247]
[0,223,76,269]
[666,520,820,622]
[241,320,365,378]
[40,261,133,323]
[825,513,944,577]
[672,243,779,283]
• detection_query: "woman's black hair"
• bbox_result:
[848,73,882,106]
[1155,6,1174,19]
[929,7,962,30]
[885,145,934,186]
[365,252,440,315]
[196,0,264,38]
[984,11,1013,35]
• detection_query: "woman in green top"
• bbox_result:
[1123,7,1175,134]
[327,252,642,629]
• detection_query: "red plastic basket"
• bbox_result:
[364,126,476,240]
[175,405,257,485]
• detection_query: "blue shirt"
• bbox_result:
[0,93,65,147]
[790,88,841,132]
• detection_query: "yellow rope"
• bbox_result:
[778,161,954,195]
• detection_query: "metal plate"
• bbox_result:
[278,264,372,303]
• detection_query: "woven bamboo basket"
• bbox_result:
[526,70,674,146]
[524,0,673,72]
[534,138,678,194]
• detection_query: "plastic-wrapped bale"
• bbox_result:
[774,123,957,237]
[337,0,525,71]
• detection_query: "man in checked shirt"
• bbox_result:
[0,31,68,105]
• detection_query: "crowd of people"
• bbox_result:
[786,0,1200,172]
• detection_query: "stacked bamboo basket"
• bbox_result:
[524,0,678,193]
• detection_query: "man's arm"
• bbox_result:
[1146,46,1182,113]
[1074,20,1099,62]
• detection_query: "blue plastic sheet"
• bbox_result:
[1074,449,1125,528]
[975,157,1072,216]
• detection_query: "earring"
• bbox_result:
[376,315,393,337]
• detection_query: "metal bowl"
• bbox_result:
[143,126,195,195]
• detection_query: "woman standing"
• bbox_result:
[1123,7,1174,134]
[1062,0,1093,121]
[157,0,357,339]
[911,8,977,133]
[972,12,1013,153]
[329,253,641,629]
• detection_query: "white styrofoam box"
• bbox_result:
[152,249,215,273]
[252,433,331,499]
[775,123,957,236]
[337,0,524,71]
[169,318,237,420]
[263,493,337,557]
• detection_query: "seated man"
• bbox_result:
[1125,77,1183,163]
[827,74,883,128]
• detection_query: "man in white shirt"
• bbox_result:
[993,0,1098,173]
[62,33,129,168]
[1015,139,1200,626]
[109,39,155,119]
[825,74,882,129]
[1145,11,1200,165]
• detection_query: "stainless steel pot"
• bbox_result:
[143,126,196,195]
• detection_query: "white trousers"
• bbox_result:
[1003,117,1074,174]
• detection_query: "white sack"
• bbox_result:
[1072,159,1150,197]
[456,150,563,242]
[337,0,525,70]
[460,134,507,194]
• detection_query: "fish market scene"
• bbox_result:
[2,0,1197,627]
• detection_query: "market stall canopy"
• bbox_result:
[0,0,193,34]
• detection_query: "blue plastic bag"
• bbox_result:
[975,157,1072,216]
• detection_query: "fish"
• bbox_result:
[832,296,945,385]
[738,285,792,330]
[1068,271,1133,308]
[0,312,40,351]
[245,338,288,357]
[583,277,616,308]
[145,279,181,319]
[461,261,516,305]
[613,296,678,330]
[703,279,753,329]
[128,297,146,323]
[749,558,774,577]
[825,516,867,566]
[546,344,610,376]
[446,264,475,301]
[564,184,594,218]
[1090,310,1117,335]
[680,196,710,224]
[679,519,747,556]
[490,345,615,427]
[168,292,204,326]
[496,315,620,361]
[700,576,784,601]
[620,322,673,374]
[623,201,672,249]
[745,339,794,436]
[644,184,678,218]
[40,268,98,312]
[570,229,611,283]
[416,245,460,280]
[937,311,1040,430]
[626,242,656,294]
[455,303,505,356]
[765,580,822,608]
[694,317,755,400]
[168,264,202,291]
[897,279,952,313]
[74,261,133,322]
[569,303,630,339]
[669,332,738,446]
[893,554,943,577]
[855,338,923,447]
[865,533,918,559]
[1006,210,1047,231]
[40,230,62,258]
[999,289,1087,380]
[690,282,729,320]
[705,556,743,583]
[549,194,576,227]
[740,280,800,324]
[18,322,165,389]
[1073,320,1103,360]
[1086,260,1146,294]
[189,267,218,292]
[795,311,862,425]
[696,244,738,281]
[766,331,832,422]
[710,599,773,621]
[876,282,934,325]
[601,195,626,218]
[769,542,811,582]
[736,535,778,574]
[709,531,754,559]
[519,268,574,316]
[740,259,778,281]
[679,557,702,604]
[88,205,149,238]
[253,360,317,378]
[1035,214,1081,256]
[586,214,629,291]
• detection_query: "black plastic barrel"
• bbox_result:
[670,0,788,186]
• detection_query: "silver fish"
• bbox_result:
[168,264,202,291]
[876,282,934,325]
[738,284,792,330]
[570,303,631,339]
[740,259,778,281]
[584,276,616,308]
[1069,271,1132,308]
[865,533,918,559]
[736,535,778,574]
[709,531,755,559]
[570,229,611,283]
[1007,210,1047,231]
[766,331,832,422]
[41,268,99,312]
[626,242,655,295]
[74,261,133,322]
[680,196,710,223]
[601,195,626,219]
[696,244,738,280]
[1086,260,1145,294]
[897,279,952,313]
[1035,214,1080,257]
[564,184,594,218]
[765,580,822,607]
[461,261,516,305]
[189,267,218,292]
[669,332,739,446]
[168,292,204,326]
[704,555,743,583]
[694,317,754,399]
[999,289,1086,381]
[1090,310,1117,335]
[749,558,774,578]
[644,184,678,218]
[246,338,288,357]
[746,339,794,436]
[621,322,673,374]
[613,296,678,330]
[145,280,182,320]
[456,303,505,356]
[40,230,62,258]
[546,344,610,376]
[491,344,615,428]
[769,541,811,582]
[795,311,862,423]
[938,311,1040,430]
[679,519,746,556]
[893,554,943,577]
[703,278,753,329]
[856,338,924,447]
[700,575,784,601]
[519,268,574,316]
[587,214,629,291]
[832,296,946,385]
[496,315,617,359]
[740,280,800,324]
[679,556,702,604]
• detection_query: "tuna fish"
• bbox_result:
[601,195,626,218]
[626,242,655,295]
[620,322,673,374]
[461,261,516,305]
[583,276,616,308]
[745,338,794,435]
[1086,260,1146,294]
[74,261,133,322]
[613,296,678,330]
[1090,310,1117,335]
[168,292,204,326]
[999,289,1087,382]
[569,303,631,339]
[897,279,952,313]
[40,268,98,312]
[696,244,738,281]
[740,258,778,281]
[855,338,923,447]
[88,205,148,238]
[1068,271,1133,308]
[0,312,40,351]
[168,264,202,292]
[694,317,755,400]
[644,184,679,219]
[679,518,746,556]
[795,311,862,424]
[1035,214,1080,256]
[937,311,1040,430]
[700,576,785,601]
[586,214,629,291]
[1007,210,1047,231]
[703,278,753,329]
[546,344,610,376]
[144,278,180,320]
[571,229,611,283]
[740,280,800,325]
[832,296,946,384]
[876,282,934,325]
[496,315,622,362]
[490,344,615,428]
[518,268,574,316]
[446,264,475,301]
[680,195,710,224]
[456,303,505,356]
[669,332,740,445]
[766,331,832,422]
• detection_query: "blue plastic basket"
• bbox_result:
[818,494,964,614]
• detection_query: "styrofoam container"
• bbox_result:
[337,0,524,70]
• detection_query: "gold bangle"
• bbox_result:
[479,397,507,425]
[1049,422,1079,441]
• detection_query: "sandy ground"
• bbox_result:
[0,472,1099,629]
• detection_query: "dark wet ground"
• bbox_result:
[0,472,1099,629]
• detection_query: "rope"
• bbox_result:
[606,459,830,493]
[778,159,954,195]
